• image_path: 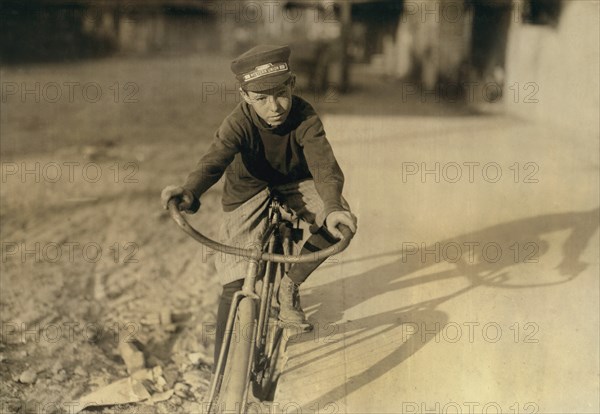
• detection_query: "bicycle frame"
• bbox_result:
[207,196,292,411]
[167,194,353,413]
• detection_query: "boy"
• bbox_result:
[161,45,357,365]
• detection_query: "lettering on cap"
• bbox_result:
[242,62,289,82]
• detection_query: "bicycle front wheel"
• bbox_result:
[217,297,256,414]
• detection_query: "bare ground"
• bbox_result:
[1,54,237,413]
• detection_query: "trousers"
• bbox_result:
[213,179,349,285]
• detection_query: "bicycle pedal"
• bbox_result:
[278,320,313,333]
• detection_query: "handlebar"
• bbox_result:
[168,198,353,264]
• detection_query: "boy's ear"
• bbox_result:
[289,74,297,91]
[239,88,252,105]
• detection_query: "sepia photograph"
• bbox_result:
[1,0,598,413]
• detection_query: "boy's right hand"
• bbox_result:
[161,185,200,213]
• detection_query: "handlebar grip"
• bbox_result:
[167,192,200,214]
[168,197,186,222]
[337,223,355,241]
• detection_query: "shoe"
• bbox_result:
[277,275,312,330]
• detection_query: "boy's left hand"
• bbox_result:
[325,211,358,239]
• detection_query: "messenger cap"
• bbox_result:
[231,44,292,92]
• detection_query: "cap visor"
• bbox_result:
[243,72,292,92]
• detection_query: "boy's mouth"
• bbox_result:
[269,113,285,123]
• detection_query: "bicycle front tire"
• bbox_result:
[217,297,256,414]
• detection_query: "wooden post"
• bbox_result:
[339,0,352,93]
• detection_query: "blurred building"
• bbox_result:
[343,0,598,130]
[0,0,219,62]
[2,0,597,131]
[504,0,599,131]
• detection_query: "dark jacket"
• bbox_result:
[183,95,345,218]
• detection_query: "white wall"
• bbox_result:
[505,0,599,134]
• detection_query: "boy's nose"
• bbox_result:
[267,96,279,112]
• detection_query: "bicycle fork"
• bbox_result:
[207,225,281,412]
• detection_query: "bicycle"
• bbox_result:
[168,192,353,414]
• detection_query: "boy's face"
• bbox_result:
[241,78,294,127]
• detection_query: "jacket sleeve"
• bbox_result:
[297,113,346,220]
[182,114,244,202]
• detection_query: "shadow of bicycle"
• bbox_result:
[278,207,599,409]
